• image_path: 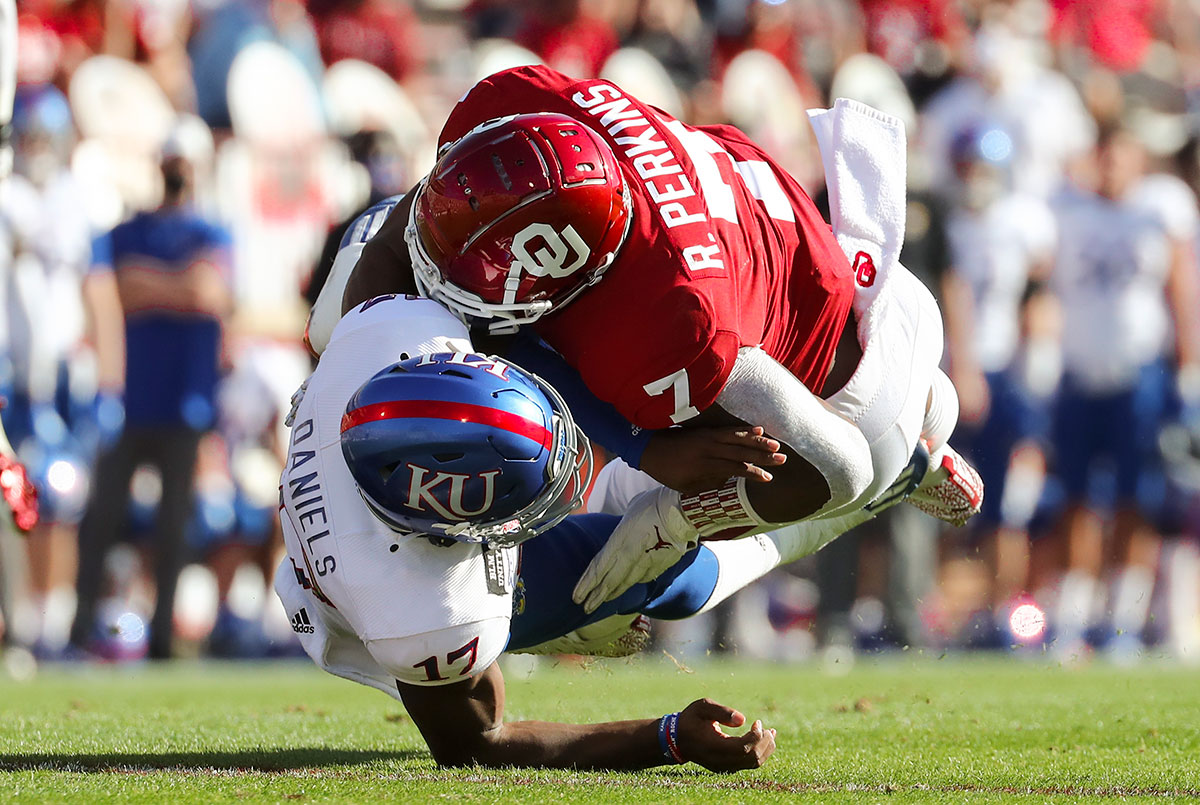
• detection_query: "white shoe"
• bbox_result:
[512,614,652,658]
[907,446,984,527]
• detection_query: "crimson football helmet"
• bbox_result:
[407,113,632,333]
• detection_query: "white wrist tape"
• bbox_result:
[305,241,365,356]
[679,477,772,537]
[716,346,873,517]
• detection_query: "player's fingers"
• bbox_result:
[585,570,622,613]
[734,462,774,484]
[583,577,616,614]
[688,698,745,728]
[753,725,777,766]
[596,554,655,610]
[713,427,782,455]
[572,555,606,607]
[581,550,632,613]
[735,719,773,768]
[580,560,617,613]
[711,443,787,467]
[692,458,777,485]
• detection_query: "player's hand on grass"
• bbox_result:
[573,486,699,613]
[640,425,785,495]
[677,698,776,772]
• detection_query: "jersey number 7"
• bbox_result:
[643,368,701,424]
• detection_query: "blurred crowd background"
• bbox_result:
[2,0,1200,673]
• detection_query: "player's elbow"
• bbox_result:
[822,430,873,512]
[762,431,872,522]
[425,732,482,768]
[428,742,476,768]
[428,727,507,769]
[715,345,874,518]
[779,417,876,517]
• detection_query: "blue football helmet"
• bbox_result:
[11,84,74,183]
[340,352,591,547]
[951,123,1015,168]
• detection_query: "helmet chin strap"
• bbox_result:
[501,261,526,306]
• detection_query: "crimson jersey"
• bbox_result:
[440,66,855,430]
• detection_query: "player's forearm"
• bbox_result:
[341,191,418,314]
[940,272,980,377]
[183,264,233,318]
[82,273,125,390]
[715,347,872,523]
[448,719,665,770]
[400,664,675,772]
[1166,241,1200,367]
[116,269,186,311]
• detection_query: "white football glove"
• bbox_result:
[572,485,699,613]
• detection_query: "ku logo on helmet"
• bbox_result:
[405,464,501,521]
[417,351,510,380]
[511,223,592,279]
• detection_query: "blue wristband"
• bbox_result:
[657,712,685,764]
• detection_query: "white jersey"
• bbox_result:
[273,295,517,695]
[947,194,1055,373]
[1128,173,1200,243]
[0,170,93,397]
[1053,186,1174,392]
[921,69,1094,201]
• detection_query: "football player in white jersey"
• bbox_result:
[1050,125,1200,657]
[282,279,968,769]
[0,84,99,654]
[941,125,1058,645]
[280,289,795,771]
[279,182,983,769]
[0,0,45,669]
[0,0,12,182]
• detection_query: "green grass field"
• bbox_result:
[2,656,1199,803]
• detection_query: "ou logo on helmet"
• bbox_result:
[510,223,592,279]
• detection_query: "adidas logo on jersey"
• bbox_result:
[291,608,315,634]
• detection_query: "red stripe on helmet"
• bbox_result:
[340,400,552,449]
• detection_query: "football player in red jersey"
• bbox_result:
[325,66,981,609]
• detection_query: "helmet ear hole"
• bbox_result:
[433,452,465,463]
[379,461,402,483]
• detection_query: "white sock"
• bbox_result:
[773,507,878,565]
[1164,542,1200,659]
[697,507,878,614]
[41,585,77,649]
[1056,570,1097,642]
[698,535,779,615]
[1111,565,1153,639]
